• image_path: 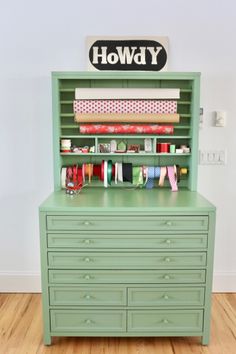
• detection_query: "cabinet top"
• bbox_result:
[39,189,215,212]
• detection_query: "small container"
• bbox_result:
[170,144,176,153]
[61,139,71,152]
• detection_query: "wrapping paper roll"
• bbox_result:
[79,124,174,135]
[75,113,180,123]
[73,99,177,114]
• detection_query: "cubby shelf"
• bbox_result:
[60,153,191,156]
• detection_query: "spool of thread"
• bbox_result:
[61,139,71,152]
[170,144,176,153]
[157,143,170,153]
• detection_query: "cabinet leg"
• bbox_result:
[201,333,209,346]
[43,333,52,346]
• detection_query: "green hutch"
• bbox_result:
[39,71,216,345]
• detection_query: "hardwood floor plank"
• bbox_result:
[0,293,236,354]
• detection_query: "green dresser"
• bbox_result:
[39,189,215,345]
[39,72,216,345]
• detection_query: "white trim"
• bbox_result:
[0,271,235,293]
[213,272,236,292]
[0,272,41,293]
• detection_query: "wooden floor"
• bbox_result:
[0,293,236,354]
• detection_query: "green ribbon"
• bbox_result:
[107,160,113,185]
[132,166,143,185]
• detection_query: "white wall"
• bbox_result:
[0,0,235,292]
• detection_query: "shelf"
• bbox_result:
[60,113,191,118]
[60,135,191,139]
[60,153,191,157]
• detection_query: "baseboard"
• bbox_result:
[0,271,235,293]
[213,272,236,292]
[0,272,41,293]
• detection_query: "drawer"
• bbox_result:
[48,252,207,269]
[49,269,206,284]
[46,215,208,231]
[47,232,208,249]
[49,286,126,306]
[128,287,205,307]
[50,310,126,332]
[128,310,203,332]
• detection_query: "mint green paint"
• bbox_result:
[40,72,215,346]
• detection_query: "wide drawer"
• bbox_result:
[128,287,205,307]
[48,252,207,269]
[50,309,126,332]
[49,286,126,306]
[46,215,208,231]
[47,232,208,249]
[128,310,203,332]
[49,269,206,284]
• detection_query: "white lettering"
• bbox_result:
[107,52,119,64]
[116,46,137,64]
[92,47,107,64]
[147,46,163,65]
[133,47,146,65]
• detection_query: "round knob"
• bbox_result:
[165,257,170,262]
[84,274,90,280]
[85,319,92,324]
[166,221,172,226]
[164,274,170,280]
[84,239,91,244]
[84,257,91,262]
[84,221,91,226]
[163,295,169,300]
[166,239,171,244]
[162,319,169,324]
[85,294,91,300]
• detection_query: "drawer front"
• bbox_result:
[49,269,206,284]
[50,310,126,332]
[48,252,207,269]
[47,215,208,231]
[49,286,126,306]
[47,233,208,249]
[128,287,205,307]
[128,310,203,332]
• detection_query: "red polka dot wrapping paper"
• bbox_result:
[79,124,174,135]
[73,100,177,114]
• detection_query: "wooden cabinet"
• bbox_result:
[39,72,215,346]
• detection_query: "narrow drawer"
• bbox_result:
[128,287,205,307]
[128,310,203,332]
[50,310,126,332]
[46,215,208,231]
[49,269,206,284]
[48,252,207,269]
[49,286,126,306]
[47,233,208,249]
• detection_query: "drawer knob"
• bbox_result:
[84,274,91,280]
[165,239,171,244]
[84,239,91,244]
[162,319,169,324]
[85,294,91,300]
[84,257,91,262]
[84,221,91,226]
[164,274,170,280]
[85,319,92,324]
[163,295,169,300]
[165,257,171,262]
[165,221,172,227]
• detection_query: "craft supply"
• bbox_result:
[104,161,108,188]
[170,144,176,153]
[79,124,174,135]
[145,166,161,189]
[176,148,183,154]
[180,167,188,175]
[157,143,170,153]
[144,138,152,153]
[159,166,167,187]
[75,113,180,123]
[61,139,71,152]
[167,166,178,192]
[117,163,123,183]
[75,88,180,100]
[99,143,110,153]
[132,166,143,185]
[127,144,140,153]
[110,140,117,153]
[61,168,67,188]
[117,141,126,152]
[107,160,113,185]
[122,163,133,183]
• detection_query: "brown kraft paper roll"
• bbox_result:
[74,113,180,123]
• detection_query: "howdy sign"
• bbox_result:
[87,37,168,71]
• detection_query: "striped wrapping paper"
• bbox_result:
[75,113,180,123]
[73,100,177,114]
[79,124,174,135]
